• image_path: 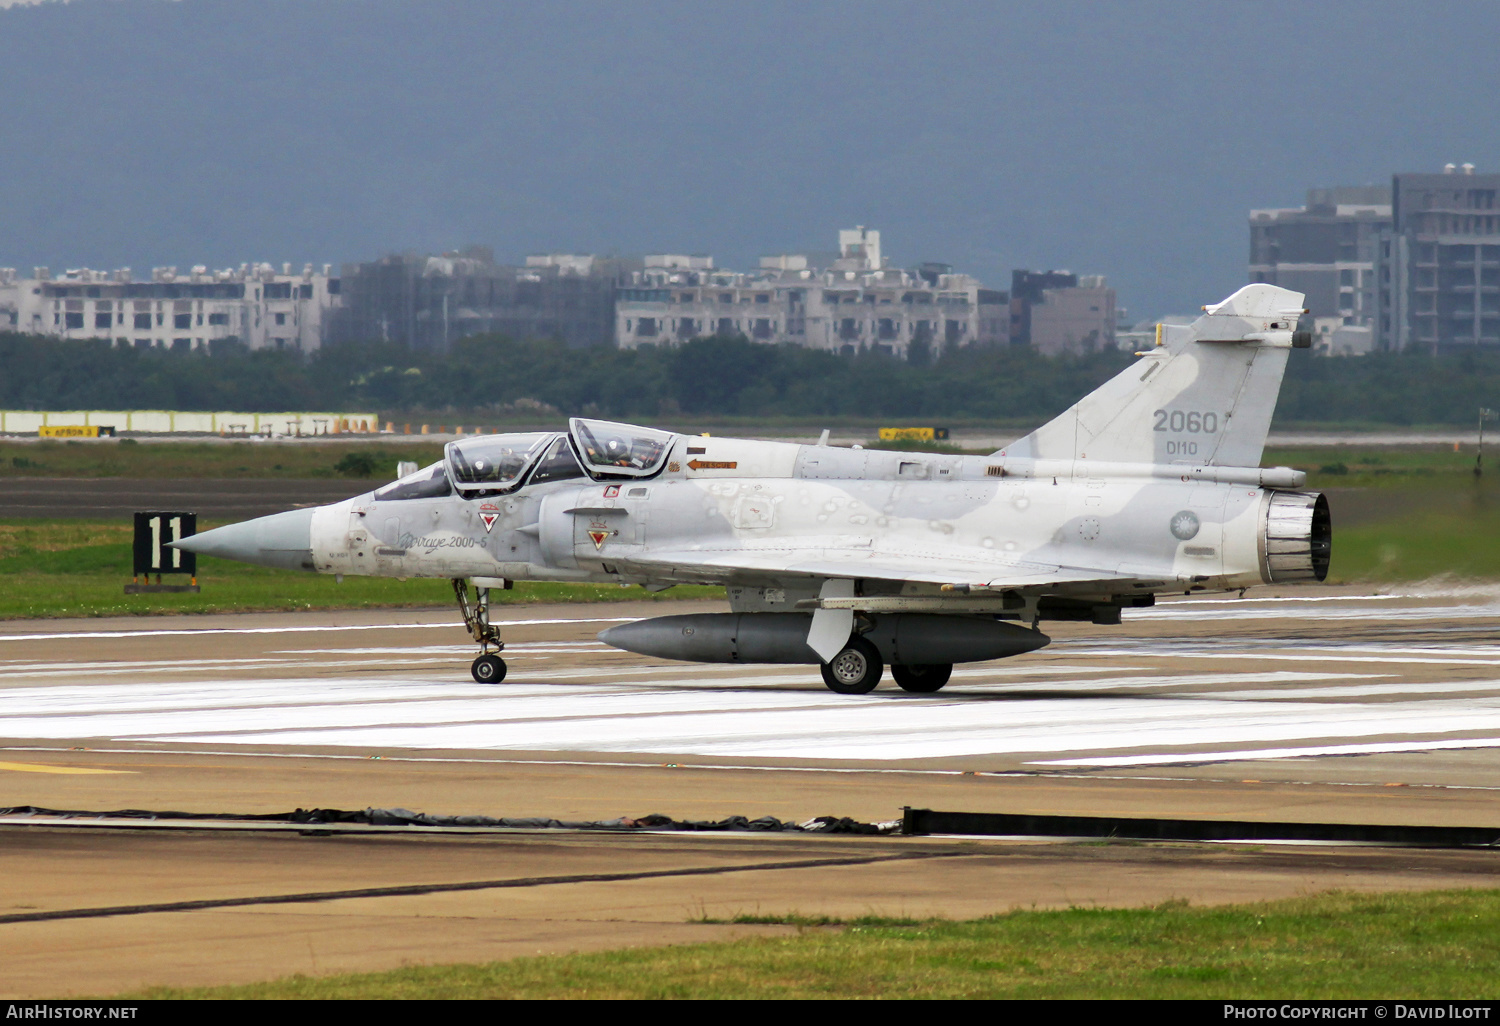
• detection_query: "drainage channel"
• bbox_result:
[7,804,1494,848]
[902,807,1500,848]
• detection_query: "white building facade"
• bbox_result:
[615,228,1009,357]
[0,263,342,351]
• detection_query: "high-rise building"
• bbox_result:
[1009,270,1076,347]
[1376,165,1500,353]
[1009,270,1117,354]
[1028,276,1116,355]
[1249,185,1390,355]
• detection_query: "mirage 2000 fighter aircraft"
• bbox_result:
[176,283,1330,695]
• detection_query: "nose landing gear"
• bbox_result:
[453,578,507,684]
[471,652,506,683]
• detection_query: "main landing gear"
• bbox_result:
[891,663,953,693]
[454,578,506,684]
[821,636,882,694]
[819,636,954,695]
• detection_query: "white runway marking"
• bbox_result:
[0,616,631,643]
[1034,737,1500,767]
[1201,680,1500,701]
[1,593,1499,767]
[9,670,1500,763]
[1131,603,1500,623]
[958,671,1381,693]
[1081,649,1500,668]
[126,692,1500,760]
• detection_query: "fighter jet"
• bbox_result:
[176,283,1329,694]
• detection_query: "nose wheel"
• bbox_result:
[454,578,507,684]
[471,653,507,684]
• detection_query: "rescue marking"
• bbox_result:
[687,459,737,470]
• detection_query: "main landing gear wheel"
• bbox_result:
[471,654,507,684]
[820,636,883,695]
[892,663,953,693]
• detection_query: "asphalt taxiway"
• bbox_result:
[3,587,1500,995]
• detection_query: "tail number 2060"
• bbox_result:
[1153,409,1218,434]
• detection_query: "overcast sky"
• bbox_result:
[2,0,1496,318]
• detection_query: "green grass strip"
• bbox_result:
[136,888,1500,999]
[0,519,719,618]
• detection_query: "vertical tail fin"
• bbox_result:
[1000,284,1308,467]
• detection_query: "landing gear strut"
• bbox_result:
[454,578,507,684]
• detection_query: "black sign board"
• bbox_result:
[133,512,197,576]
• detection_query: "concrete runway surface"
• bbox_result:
[4,586,1500,995]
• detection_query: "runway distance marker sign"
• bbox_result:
[128,511,200,594]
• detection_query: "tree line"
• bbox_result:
[1,331,1497,426]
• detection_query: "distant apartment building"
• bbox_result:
[614,227,1009,357]
[1249,185,1391,356]
[1009,270,1117,354]
[1376,165,1500,353]
[1029,279,1115,355]
[0,263,340,350]
[329,247,636,350]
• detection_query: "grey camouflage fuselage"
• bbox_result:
[178,284,1330,684]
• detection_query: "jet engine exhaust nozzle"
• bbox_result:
[1261,490,1331,583]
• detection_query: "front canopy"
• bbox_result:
[444,432,554,493]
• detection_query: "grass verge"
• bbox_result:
[0,519,720,618]
[1262,446,1500,581]
[135,888,1500,999]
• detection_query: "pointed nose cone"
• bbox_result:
[172,507,317,572]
